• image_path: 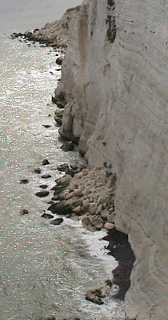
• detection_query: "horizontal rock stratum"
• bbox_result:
[55,1,168,319]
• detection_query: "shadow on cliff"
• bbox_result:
[102,228,136,300]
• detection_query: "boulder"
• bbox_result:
[20,179,29,184]
[48,202,72,216]
[35,191,49,198]
[52,91,66,109]
[41,174,51,179]
[50,218,64,225]
[20,209,29,216]
[41,213,53,219]
[34,168,41,174]
[42,124,52,128]
[56,57,63,65]
[39,185,48,189]
[85,289,104,305]
[42,159,50,166]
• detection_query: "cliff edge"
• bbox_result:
[56,0,168,319]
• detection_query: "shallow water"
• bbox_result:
[0,36,125,319]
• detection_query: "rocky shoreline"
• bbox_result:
[46,164,135,304]
[11,6,136,320]
[10,5,81,49]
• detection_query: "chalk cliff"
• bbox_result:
[30,5,81,47]
[56,0,168,319]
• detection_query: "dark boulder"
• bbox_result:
[54,109,63,126]
[48,202,72,216]
[52,91,66,109]
[51,175,71,197]
[41,213,53,219]
[34,168,41,174]
[39,185,48,189]
[56,57,63,65]
[85,290,104,305]
[20,209,29,216]
[42,124,52,128]
[41,174,51,179]
[57,163,70,173]
[20,178,29,184]
[56,163,80,177]
[50,218,64,225]
[33,28,39,33]
[35,191,49,198]
[42,159,50,166]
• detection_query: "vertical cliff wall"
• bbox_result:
[57,1,168,319]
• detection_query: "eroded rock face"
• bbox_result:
[57,1,168,319]
[11,6,81,48]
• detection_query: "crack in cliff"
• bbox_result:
[106,0,117,43]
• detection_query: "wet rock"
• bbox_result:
[42,159,50,166]
[52,96,57,104]
[61,141,75,152]
[20,178,29,184]
[53,184,67,195]
[41,213,53,219]
[52,91,66,109]
[57,163,77,177]
[42,124,52,128]
[54,174,71,190]
[20,209,29,216]
[53,182,69,195]
[33,28,39,33]
[11,32,24,39]
[56,57,63,65]
[85,289,104,305]
[37,316,56,320]
[55,118,62,127]
[39,185,48,189]
[50,218,64,225]
[47,200,55,205]
[35,191,49,198]
[57,163,70,173]
[85,280,113,306]
[63,318,80,320]
[34,168,41,174]
[24,31,34,41]
[51,192,65,201]
[41,174,52,179]
[54,109,63,126]
[105,279,113,288]
[48,202,72,216]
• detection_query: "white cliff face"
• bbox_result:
[58,0,168,319]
